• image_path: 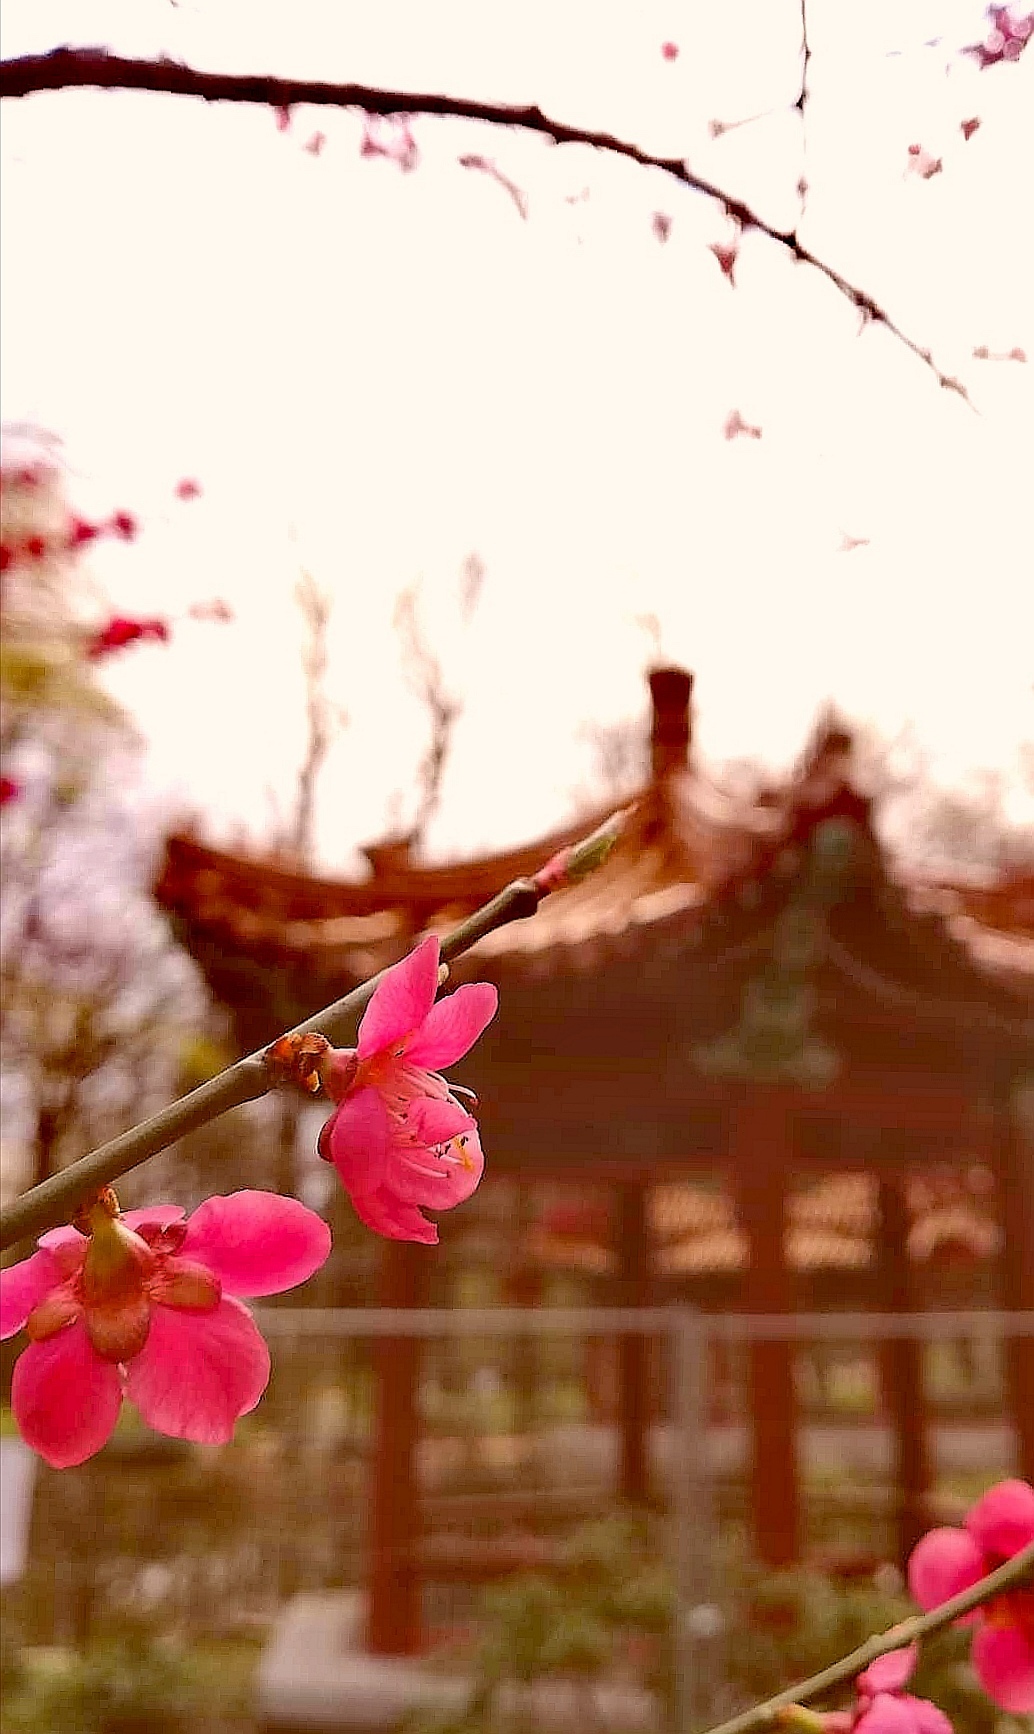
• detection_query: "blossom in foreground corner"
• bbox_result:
[317,935,498,1244]
[781,1643,952,1731]
[0,1189,331,1467]
[908,1478,1034,1713]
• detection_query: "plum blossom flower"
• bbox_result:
[317,934,498,1243]
[87,615,170,658]
[908,1478,1034,1714]
[802,1644,952,1731]
[964,5,1033,67]
[0,1188,331,1467]
[360,113,419,172]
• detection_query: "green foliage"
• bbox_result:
[409,1513,1022,1734]
[0,1623,257,1734]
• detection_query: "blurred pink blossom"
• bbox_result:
[360,113,419,172]
[908,1479,1034,1714]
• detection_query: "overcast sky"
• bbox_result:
[1,1,1032,869]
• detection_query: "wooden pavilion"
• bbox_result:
[155,667,1034,1654]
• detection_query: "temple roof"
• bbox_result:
[154,668,1034,1064]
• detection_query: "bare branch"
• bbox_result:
[290,568,339,862]
[0,808,630,1250]
[0,48,971,403]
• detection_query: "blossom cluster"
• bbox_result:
[1,938,498,1458]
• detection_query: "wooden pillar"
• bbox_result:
[616,1183,650,1504]
[735,1100,798,1566]
[877,1174,930,1563]
[992,1087,1034,1485]
[366,1240,428,1656]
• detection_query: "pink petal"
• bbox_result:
[325,1086,392,1192]
[348,1185,439,1245]
[401,982,498,1067]
[908,1525,985,1611]
[1,1249,63,1338]
[406,1096,475,1147]
[178,1191,331,1297]
[406,1122,484,1208]
[898,1698,953,1734]
[357,935,440,1058]
[121,1205,186,1233]
[966,1479,1034,1560]
[972,1621,1034,1714]
[11,1323,123,1467]
[857,1643,917,1696]
[853,1694,915,1733]
[36,1225,89,1277]
[392,1148,477,1208]
[125,1296,270,1445]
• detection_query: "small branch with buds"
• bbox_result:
[0,808,630,1251]
[0,49,970,403]
[700,1540,1034,1734]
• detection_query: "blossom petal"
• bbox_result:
[36,1226,89,1277]
[971,1620,1034,1714]
[966,1478,1034,1560]
[121,1205,186,1234]
[899,1695,954,1734]
[11,1323,123,1467]
[853,1694,915,1733]
[401,982,498,1068]
[178,1191,331,1297]
[405,1096,476,1147]
[325,1086,392,1192]
[125,1297,270,1445]
[1,1249,63,1339]
[406,1122,484,1208]
[357,935,440,1058]
[857,1643,917,1696]
[908,1524,985,1611]
[348,1185,439,1245]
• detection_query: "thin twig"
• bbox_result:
[0,48,970,403]
[0,808,629,1251]
[700,1540,1034,1734]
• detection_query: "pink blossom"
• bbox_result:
[0,1189,331,1466]
[175,477,202,501]
[661,41,680,61]
[907,1479,1034,1714]
[108,510,138,541]
[67,516,100,550]
[811,1644,952,1732]
[87,615,170,658]
[964,5,1033,67]
[318,935,498,1243]
[710,241,739,283]
[360,113,419,172]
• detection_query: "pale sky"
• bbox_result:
[1,1,1032,870]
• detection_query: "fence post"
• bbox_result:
[670,1307,724,1733]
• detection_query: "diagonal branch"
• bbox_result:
[0,807,629,1252]
[0,48,971,404]
[701,1540,1034,1734]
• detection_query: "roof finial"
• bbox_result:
[648,665,693,781]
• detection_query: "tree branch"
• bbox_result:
[701,1540,1034,1734]
[0,48,971,404]
[0,807,629,1252]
